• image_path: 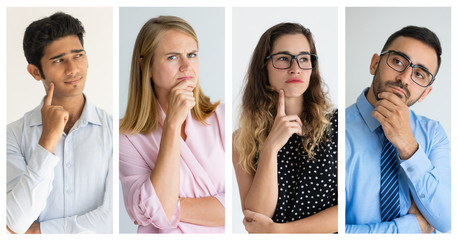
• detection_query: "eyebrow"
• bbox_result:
[274,51,311,55]
[395,50,431,72]
[164,50,199,55]
[49,49,85,60]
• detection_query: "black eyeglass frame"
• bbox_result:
[266,52,318,70]
[380,50,435,87]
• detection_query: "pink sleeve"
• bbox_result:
[213,192,225,208]
[119,133,180,229]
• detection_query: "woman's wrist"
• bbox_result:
[258,144,278,162]
[163,118,182,132]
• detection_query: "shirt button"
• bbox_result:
[420,194,425,199]
[66,189,72,194]
[65,162,72,168]
[407,167,414,172]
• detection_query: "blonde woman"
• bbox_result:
[233,23,337,233]
[119,16,224,233]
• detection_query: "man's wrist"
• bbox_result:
[398,141,419,160]
[38,137,57,154]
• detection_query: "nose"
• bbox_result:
[289,59,302,74]
[395,65,413,85]
[179,57,192,71]
[65,60,78,76]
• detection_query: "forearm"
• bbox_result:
[7,145,58,234]
[149,123,181,220]
[180,196,225,227]
[274,205,337,233]
[345,214,420,233]
[244,148,278,218]
[401,144,451,232]
[7,222,41,234]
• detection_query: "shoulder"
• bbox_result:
[345,103,365,129]
[91,104,113,129]
[211,102,225,130]
[410,110,446,136]
[345,103,359,121]
[328,109,338,123]
[215,103,225,118]
[7,105,41,137]
[7,117,26,141]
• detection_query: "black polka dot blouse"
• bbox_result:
[273,110,338,223]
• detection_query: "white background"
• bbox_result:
[6,7,113,123]
[0,0,456,240]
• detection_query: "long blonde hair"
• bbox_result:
[234,23,332,176]
[120,16,219,134]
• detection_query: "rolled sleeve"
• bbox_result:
[120,134,180,229]
[213,192,225,208]
[136,177,180,229]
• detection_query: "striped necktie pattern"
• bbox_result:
[380,132,400,222]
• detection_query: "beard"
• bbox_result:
[372,66,424,107]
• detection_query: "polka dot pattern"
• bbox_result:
[273,110,338,223]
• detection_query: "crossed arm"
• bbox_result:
[232,133,337,233]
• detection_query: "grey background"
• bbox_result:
[232,7,338,233]
[346,7,451,138]
[118,7,225,233]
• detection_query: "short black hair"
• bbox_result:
[23,12,85,78]
[382,26,442,75]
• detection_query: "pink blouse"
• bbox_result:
[119,104,225,233]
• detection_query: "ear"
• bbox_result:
[417,86,432,103]
[369,53,380,75]
[27,64,43,81]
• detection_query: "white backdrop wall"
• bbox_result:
[7,7,113,124]
[232,7,338,233]
[118,7,225,233]
[346,7,451,138]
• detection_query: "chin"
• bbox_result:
[283,88,306,97]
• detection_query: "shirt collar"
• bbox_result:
[356,87,381,132]
[28,94,103,127]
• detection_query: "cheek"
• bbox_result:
[267,66,280,86]
[193,61,199,74]
[152,63,176,86]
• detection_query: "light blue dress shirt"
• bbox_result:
[7,97,113,234]
[345,88,450,233]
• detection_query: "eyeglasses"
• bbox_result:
[266,52,318,70]
[380,50,435,87]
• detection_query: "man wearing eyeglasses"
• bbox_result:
[345,26,450,233]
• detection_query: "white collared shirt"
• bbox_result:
[7,97,113,234]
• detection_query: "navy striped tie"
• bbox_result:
[380,131,400,222]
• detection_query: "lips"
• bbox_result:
[286,78,304,83]
[177,76,194,81]
[389,86,407,98]
[65,77,82,85]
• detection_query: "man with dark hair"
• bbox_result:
[7,12,112,234]
[345,26,450,233]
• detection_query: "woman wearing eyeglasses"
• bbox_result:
[233,22,337,233]
[119,16,225,233]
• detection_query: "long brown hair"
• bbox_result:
[120,16,219,134]
[234,22,332,175]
